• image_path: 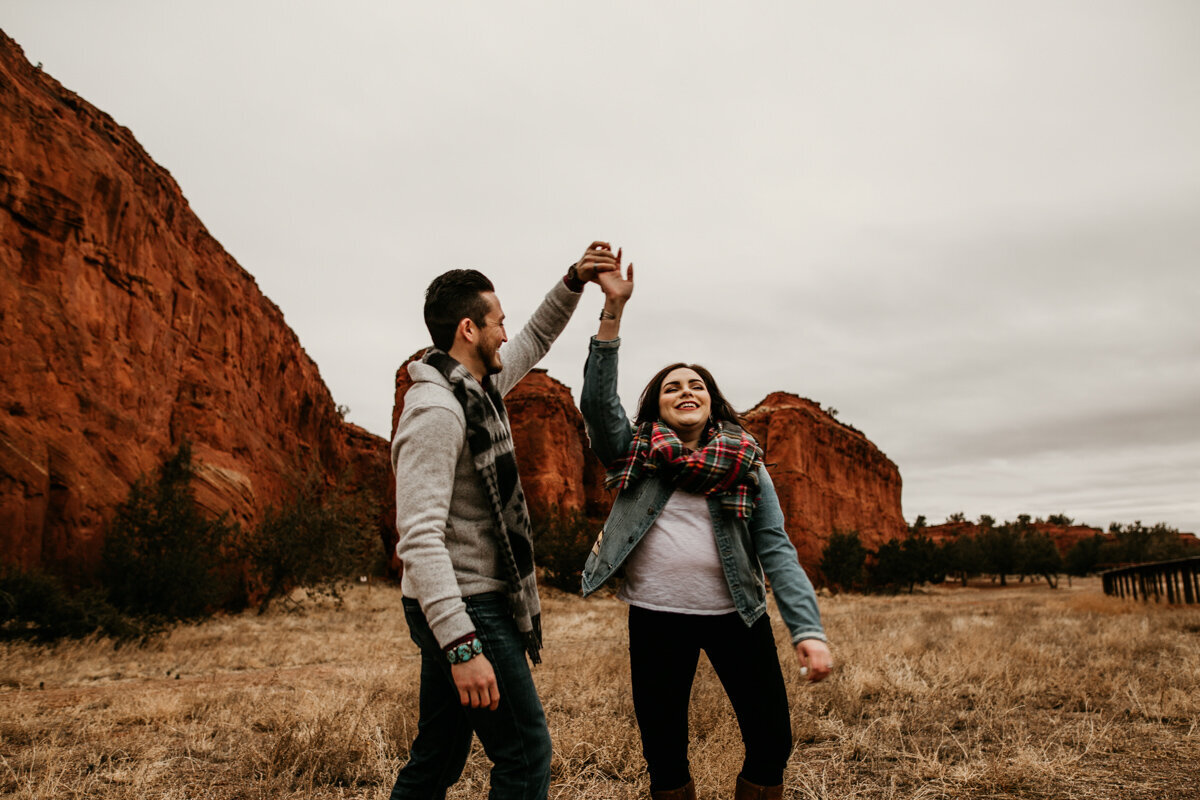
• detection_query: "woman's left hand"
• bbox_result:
[795,639,833,683]
[597,252,634,302]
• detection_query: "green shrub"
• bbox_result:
[1102,521,1191,564]
[1066,534,1105,576]
[978,524,1019,586]
[1018,530,1063,587]
[0,567,146,642]
[819,530,867,594]
[102,442,241,621]
[246,467,382,611]
[943,534,982,586]
[867,539,910,593]
[534,508,599,593]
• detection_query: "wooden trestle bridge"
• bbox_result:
[1101,556,1200,604]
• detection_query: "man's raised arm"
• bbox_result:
[494,241,619,396]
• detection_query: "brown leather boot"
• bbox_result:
[651,778,696,800]
[734,776,783,800]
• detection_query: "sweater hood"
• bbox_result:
[407,357,452,389]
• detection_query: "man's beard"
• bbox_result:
[478,341,503,376]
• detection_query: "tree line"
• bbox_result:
[819,513,1194,594]
[0,443,382,641]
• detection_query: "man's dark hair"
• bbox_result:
[634,362,743,428]
[423,269,495,351]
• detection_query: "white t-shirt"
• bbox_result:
[618,489,737,615]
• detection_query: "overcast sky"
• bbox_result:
[6,2,1198,533]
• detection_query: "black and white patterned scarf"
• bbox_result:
[423,348,542,664]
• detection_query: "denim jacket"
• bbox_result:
[578,337,826,644]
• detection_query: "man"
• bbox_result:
[389,242,618,800]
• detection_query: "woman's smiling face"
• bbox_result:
[657,367,711,438]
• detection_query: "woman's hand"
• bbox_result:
[598,252,634,303]
[795,638,833,683]
[595,250,633,341]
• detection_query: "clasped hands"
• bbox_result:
[573,241,621,284]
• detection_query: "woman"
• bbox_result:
[579,262,833,800]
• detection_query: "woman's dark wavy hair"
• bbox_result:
[634,363,743,429]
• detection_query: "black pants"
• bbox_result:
[628,605,793,792]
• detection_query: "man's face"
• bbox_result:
[475,291,507,375]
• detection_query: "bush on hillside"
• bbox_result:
[1065,534,1105,576]
[102,442,242,621]
[1018,530,1063,587]
[943,534,983,586]
[245,467,382,611]
[819,530,867,593]
[534,508,599,593]
[0,567,147,642]
[1102,521,1190,564]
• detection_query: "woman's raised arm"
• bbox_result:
[595,255,633,341]
[579,258,636,465]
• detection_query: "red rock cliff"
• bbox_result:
[0,32,389,580]
[742,392,906,571]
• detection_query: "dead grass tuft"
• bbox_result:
[1,578,1197,799]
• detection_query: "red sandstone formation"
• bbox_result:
[742,392,907,571]
[922,521,1105,555]
[506,370,610,523]
[0,32,388,580]
[1034,523,1106,553]
[920,521,976,546]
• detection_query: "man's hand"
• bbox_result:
[795,638,833,683]
[451,655,501,710]
[573,241,620,283]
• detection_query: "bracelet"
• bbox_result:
[599,308,619,321]
[445,635,484,665]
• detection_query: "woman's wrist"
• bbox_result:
[601,297,626,316]
[597,298,624,340]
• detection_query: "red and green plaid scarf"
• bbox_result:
[605,420,764,518]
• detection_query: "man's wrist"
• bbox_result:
[563,262,585,293]
[444,633,484,664]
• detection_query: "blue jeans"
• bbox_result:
[390,593,552,800]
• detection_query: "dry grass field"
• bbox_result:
[1,576,1198,799]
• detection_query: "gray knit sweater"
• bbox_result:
[391,279,581,647]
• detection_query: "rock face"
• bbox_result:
[742,392,906,570]
[505,370,610,524]
[0,32,388,581]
